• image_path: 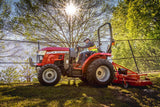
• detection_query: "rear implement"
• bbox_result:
[112,62,152,88]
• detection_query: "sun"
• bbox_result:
[65,3,77,16]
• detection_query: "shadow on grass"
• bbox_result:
[1,74,160,107]
[0,81,142,107]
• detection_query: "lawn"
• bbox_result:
[0,72,160,107]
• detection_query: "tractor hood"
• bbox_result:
[40,47,69,51]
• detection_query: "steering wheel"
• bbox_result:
[76,45,80,54]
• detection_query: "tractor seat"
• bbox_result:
[89,51,96,56]
[85,51,96,58]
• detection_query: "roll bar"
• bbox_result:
[97,22,113,53]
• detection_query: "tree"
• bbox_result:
[0,66,19,83]
[126,0,160,39]
[111,0,160,72]
[10,0,115,47]
[0,0,13,39]
[112,0,160,39]
[19,65,37,82]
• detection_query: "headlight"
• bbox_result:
[38,51,46,55]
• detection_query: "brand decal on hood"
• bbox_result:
[46,51,69,54]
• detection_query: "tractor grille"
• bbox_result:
[37,55,44,63]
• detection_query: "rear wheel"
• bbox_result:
[38,64,61,86]
[87,59,114,87]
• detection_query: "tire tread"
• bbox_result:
[38,64,61,86]
[86,59,114,87]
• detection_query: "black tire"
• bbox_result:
[86,59,114,87]
[38,64,61,86]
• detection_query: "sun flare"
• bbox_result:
[65,3,77,16]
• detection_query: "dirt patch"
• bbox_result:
[112,89,140,107]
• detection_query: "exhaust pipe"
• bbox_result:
[29,57,36,67]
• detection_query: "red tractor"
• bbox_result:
[29,22,115,86]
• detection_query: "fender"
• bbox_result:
[82,53,111,73]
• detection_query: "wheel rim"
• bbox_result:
[96,66,110,82]
[42,68,57,83]
[123,82,128,88]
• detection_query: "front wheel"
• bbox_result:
[87,59,114,87]
[122,82,129,88]
[38,64,61,86]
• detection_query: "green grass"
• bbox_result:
[0,73,160,107]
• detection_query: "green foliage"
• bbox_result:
[19,65,37,83]
[111,0,160,72]
[0,64,37,83]
[126,0,160,39]
[0,66,19,83]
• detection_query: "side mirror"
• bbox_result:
[76,45,80,54]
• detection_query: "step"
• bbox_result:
[73,67,82,71]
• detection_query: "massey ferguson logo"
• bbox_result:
[46,51,69,54]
